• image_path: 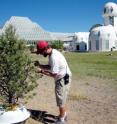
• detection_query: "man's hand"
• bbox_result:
[35,67,43,73]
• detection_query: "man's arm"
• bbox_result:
[36,68,56,78]
[34,60,51,70]
[39,64,51,70]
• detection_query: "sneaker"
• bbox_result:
[64,115,68,121]
[54,115,67,124]
[54,118,65,124]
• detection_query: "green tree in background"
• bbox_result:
[51,40,63,50]
[0,25,38,104]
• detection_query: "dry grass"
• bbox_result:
[68,90,88,101]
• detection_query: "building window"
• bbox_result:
[109,16,114,26]
[98,31,100,37]
[89,40,91,50]
[76,44,79,50]
[105,40,109,49]
[94,32,100,38]
[110,7,113,13]
[96,40,99,50]
[104,7,110,14]
[104,7,106,14]
[85,44,87,50]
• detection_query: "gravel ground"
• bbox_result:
[25,75,117,124]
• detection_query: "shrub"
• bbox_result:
[51,40,63,50]
[0,25,38,104]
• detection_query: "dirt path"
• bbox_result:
[25,75,117,124]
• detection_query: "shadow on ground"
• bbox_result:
[28,109,58,124]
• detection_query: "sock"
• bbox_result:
[60,112,67,122]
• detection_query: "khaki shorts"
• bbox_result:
[55,77,71,107]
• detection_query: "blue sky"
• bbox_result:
[0,0,117,33]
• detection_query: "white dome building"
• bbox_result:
[89,25,117,51]
[89,2,117,52]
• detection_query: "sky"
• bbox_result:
[0,0,117,33]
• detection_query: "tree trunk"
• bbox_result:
[9,93,13,104]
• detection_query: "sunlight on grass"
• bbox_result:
[64,51,117,80]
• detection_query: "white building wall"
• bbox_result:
[74,32,89,51]
[103,17,110,26]
[114,17,117,27]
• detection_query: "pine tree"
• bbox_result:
[0,25,38,104]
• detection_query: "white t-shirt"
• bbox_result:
[49,49,72,81]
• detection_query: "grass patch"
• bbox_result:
[64,51,117,80]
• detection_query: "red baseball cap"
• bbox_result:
[36,40,48,54]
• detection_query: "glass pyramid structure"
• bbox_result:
[2,16,56,44]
